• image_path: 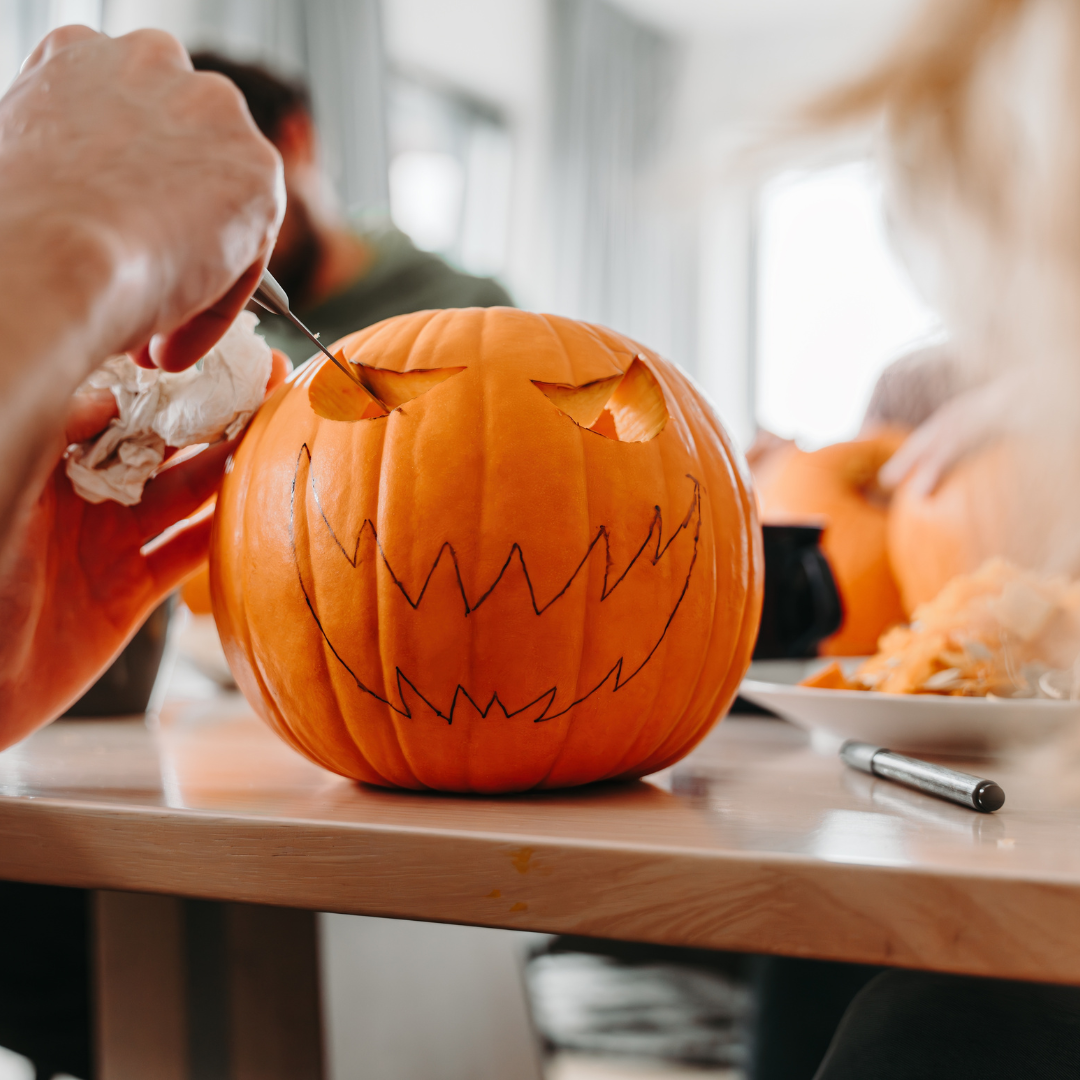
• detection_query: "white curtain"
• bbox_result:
[548,0,696,369]
[180,0,389,216]
[0,0,389,216]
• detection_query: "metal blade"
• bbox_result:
[252,269,360,385]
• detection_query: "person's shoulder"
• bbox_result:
[463,274,513,308]
[357,221,514,308]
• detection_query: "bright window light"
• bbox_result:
[756,161,941,448]
[49,0,102,30]
[389,150,465,254]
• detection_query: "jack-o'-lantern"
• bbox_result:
[210,309,762,793]
[756,431,908,655]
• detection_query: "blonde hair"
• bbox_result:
[808,0,1027,203]
[805,0,1080,392]
[808,0,1080,575]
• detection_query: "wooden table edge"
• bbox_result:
[3,794,1079,986]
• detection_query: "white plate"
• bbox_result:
[740,659,1080,756]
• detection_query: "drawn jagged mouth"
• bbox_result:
[289,443,702,724]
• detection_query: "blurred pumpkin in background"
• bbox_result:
[888,437,1073,612]
[210,308,762,793]
[181,562,213,614]
[756,429,908,655]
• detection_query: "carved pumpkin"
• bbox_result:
[888,438,1069,612]
[210,308,762,792]
[756,430,907,655]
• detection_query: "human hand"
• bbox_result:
[0,25,283,372]
[878,375,1021,496]
[0,352,289,747]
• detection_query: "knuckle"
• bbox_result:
[23,24,98,70]
[188,70,247,114]
[122,28,188,66]
[253,137,283,175]
[42,25,97,49]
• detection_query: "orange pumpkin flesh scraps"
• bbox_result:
[800,660,857,691]
[757,430,908,655]
[210,308,762,793]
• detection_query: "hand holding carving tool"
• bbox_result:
[252,268,360,384]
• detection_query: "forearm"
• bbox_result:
[0,208,132,557]
[0,28,281,554]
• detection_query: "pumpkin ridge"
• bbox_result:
[592,464,707,780]
[304,442,701,614]
[621,366,762,775]
[292,443,703,726]
[397,675,558,725]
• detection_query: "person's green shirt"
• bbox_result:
[258,224,513,364]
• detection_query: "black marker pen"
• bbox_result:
[841,741,1005,813]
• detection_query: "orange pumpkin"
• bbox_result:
[756,430,907,655]
[210,308,762,792]
[888,438,1061,612]
[181,563,213,614]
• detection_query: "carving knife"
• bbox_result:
[251,268,359,383]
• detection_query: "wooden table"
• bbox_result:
[3,696,1080,1076]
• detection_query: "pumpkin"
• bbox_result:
[756,430,908,655]
[888,438,1069,612]
[181,563,213,614]
[210,308,762,793]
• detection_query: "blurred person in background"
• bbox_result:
[820,0,1080,518]
[752,0,1080,1077]
[190,52,512,365]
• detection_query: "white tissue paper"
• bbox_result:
[66,311,272,506]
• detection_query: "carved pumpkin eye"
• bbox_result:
[309,353,464,421]
[533,356,668,442]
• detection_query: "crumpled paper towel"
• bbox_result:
[66,311,272,506]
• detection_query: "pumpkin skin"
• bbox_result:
[181,563,213,614]
[756,431,907,655]
[210,308,762,793]
[888,438,1056,612]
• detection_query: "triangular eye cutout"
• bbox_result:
[309,352,388,422]
[533,357,667,442]
[531,374,622,428]
[309,355,463,421]
[356,364,465,409]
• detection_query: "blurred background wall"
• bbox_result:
[0,0,941,450]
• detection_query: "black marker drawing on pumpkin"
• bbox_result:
[288,442,701,725]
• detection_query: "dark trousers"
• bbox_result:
[816,968,1080,1080]
[0,882,92,1080]
[751,956,1080,1080]
[750,957,882,1080]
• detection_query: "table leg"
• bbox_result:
[93,891,324,1080]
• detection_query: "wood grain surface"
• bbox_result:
[4,697,1080,984]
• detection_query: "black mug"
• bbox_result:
[753,523,843,659]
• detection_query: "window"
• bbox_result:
[387,74,513,278]
[755,161,940,448]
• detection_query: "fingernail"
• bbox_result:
[147,333,168,368]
